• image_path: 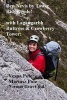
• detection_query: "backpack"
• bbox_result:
[36,41,61,80]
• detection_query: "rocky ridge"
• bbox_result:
[0,35,67,100]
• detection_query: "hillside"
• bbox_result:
[0,35,67,100]
[0,0,67,92]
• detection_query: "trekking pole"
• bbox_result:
[55,57,59,81]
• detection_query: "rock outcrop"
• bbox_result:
[0,35,67,100]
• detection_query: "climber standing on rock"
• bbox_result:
[27,35,46,73]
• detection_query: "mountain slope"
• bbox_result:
[0,0,67,92]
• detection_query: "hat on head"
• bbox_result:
[29,35,39,43]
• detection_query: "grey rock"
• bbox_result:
[0,57,8,68]
[0,35,42,79]
[0,35,67,100]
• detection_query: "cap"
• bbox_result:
[29,35,39,43]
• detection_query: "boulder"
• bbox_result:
[0,35,67,100]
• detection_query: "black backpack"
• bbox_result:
[36,41,61,80]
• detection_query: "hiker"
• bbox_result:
[27,35,46,73]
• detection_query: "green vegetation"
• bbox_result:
[43,0,67,22]
[50,63,67,92]
[0,0,67,92]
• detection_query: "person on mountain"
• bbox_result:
[27,35,46,73]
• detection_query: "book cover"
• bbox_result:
[0,0,67,100]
